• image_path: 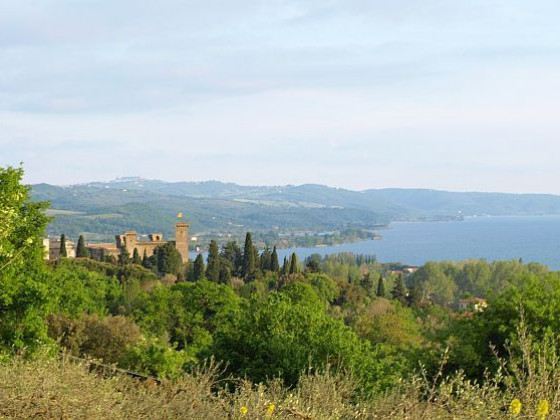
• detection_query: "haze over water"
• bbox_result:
[275,216,560,270]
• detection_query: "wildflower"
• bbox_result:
[537,399,549,420]
[266,404,275,415]
[509,399,522,416]
[240,406,248,416]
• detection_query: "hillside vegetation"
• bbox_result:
[32,178,560,244]
[3,166,560,418]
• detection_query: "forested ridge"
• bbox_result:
[3,166,560,419]
[32,178,560,250]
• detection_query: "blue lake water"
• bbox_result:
[275,216,560,270]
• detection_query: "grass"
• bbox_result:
[1,317,558,419]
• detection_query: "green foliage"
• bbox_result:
[214,282,374,387]
[360,272,374,293]
[48,313,141,365]
[119,245,131,265]
[132,247,142,265]
[76,235,88,258]
[391,274,408,304]
[0,165,51,352]
[354,299,424,351]
[7,169,560,405]
[123,337,193,379]
[220,240,242,277]
[446,272,560,379]
[131,280,241,363]
[376,275,385,297]
[410,262,457,306]
[242,232,256,280]
[193,254,205,281]
[59,233,67,257]
[308,273,340,305]
[156,243,183,276]
[206,240,220,282]
[48,259,121,317]
[260,246,271,271]
[289,252,300,275]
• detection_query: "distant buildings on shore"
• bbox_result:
[44,222,189,263]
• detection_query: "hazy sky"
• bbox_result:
[2,1,559,193]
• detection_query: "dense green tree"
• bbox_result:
[219,264,231,283]
[47,259,121,317]
[305,259,320,273]
[0,165,51,352]
[410,262,457,306]
[444,271,560,380]
[281,256,288,275]
[354,299,423,352]
[407,282,425,308]
[220,241,243,277]
[76,235,88,258]
[132,248,142,265]
[206,240,220,282]
[132,280,241,361]
[155,243,183,276]
[242,232,256,280]
[360,272,374,292]
[376,275,385,297]
[391,274,408,304]
[59,234,67,257]
[48,313,141,365]
[270,246,280,272]
[260,246,271,271]
[193,254,205,281]
[213,282,370,386]
[289,252,300,275]
[118,245,131,266]
[141,249,150,268]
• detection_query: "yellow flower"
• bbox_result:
[266,404,275,415]
[509,399,522,416]
[537,399,549,420]
[240,406,248,416]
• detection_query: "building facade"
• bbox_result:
[46,222,189,262]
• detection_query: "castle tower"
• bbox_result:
[175,222,189,262]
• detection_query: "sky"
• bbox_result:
[1,0,560,193]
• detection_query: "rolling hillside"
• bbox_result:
[31,178,560,241]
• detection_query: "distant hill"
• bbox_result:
[31,178,560,241]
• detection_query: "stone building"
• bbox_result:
[46,237,76,260]
[87,222,189,262]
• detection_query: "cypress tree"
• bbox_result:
[289,252,299,275]
[132,247,142,265]
[270,246,280,272]
[155,243,182,275]
[242,232,255,278]
[76,234,88,258]
[193,254,205,281]
[376,274,385,297]
[260,246,271,271]
[219,264,232,284]
[142,249,149,268]
[59,234,67,258]
[221,241,242,277]
[282,256,288,275]
[119,245,131,266]
[207,240,220,282]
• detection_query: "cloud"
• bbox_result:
[1,0,560,192]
